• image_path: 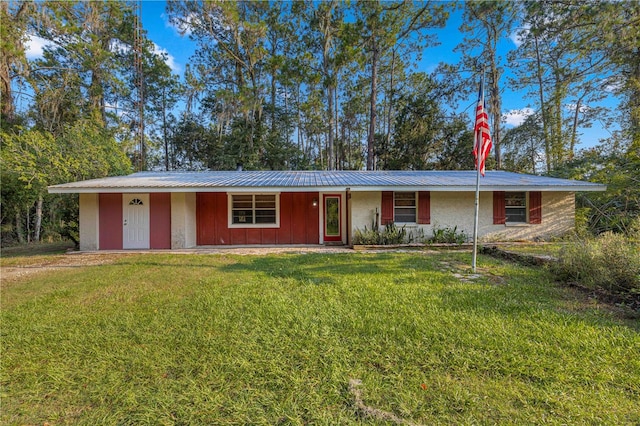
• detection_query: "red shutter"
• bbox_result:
[529,191,542,224]
[381,191,394,225]
[493,191,506,224]
[418,191,430,224]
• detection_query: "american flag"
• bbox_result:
[473,82,492,176]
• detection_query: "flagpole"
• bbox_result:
[472,149,481,273]
[472,70,485,273]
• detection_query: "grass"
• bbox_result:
[1,241,76,267]
[1,251,639,425]
[491,242,566,257]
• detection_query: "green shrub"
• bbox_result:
[555,232,640,295]
[353,222,409,245]
[430,225,468,245]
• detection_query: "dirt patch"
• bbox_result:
[1,253,128,283]
[0,247,354,283]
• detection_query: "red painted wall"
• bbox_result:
[196,192,320,245]
[150,193,171,249]
[99,193,123,250]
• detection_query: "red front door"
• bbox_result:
[323,194,342,242]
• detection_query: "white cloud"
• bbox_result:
[164,12,196,36]
[503,108,535,126]
[110,39,131,55]
[509,24,530,48]
[25,34,52,59]
[565,103,590,114]
[152,43,181,74]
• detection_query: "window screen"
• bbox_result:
[232,194,276,225]
[394,192,416,223]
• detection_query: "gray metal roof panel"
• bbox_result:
[48,170,606,193]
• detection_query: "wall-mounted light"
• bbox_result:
[312,198,318,207]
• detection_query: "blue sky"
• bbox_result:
[24,1,616,149]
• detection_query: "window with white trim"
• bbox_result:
[229,194,279,227]
[505,192,526,223]
[394,192,416,223]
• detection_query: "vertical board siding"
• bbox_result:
[381,191,394,225]
[417,191,431,224]
[196,192,319,245]
[305,192,320,243]
[493,191,506,225]
[278,193,293,244]
[529,191,542,224]
[196,193,212,245]
[150,193,171,249]
[99,193,123,250]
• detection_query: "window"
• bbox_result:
[229,194,279,227]
[394,192,416,223]
[505,192,526,223]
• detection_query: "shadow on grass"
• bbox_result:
[113,252,638,331]
[115,252,403,279]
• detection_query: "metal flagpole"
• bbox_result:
[472,70,485,273]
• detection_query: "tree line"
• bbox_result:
[1,0,638,244]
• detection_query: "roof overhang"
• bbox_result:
[48,170,608,194]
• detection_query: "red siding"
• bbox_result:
[196,192,319,245]
[381,191,394,225]
[278,193,293,244]
[150,193,171,249]
[529,191,542,224]
[417,191,431,224]
[493,191,506,224]
[99,193,123,250]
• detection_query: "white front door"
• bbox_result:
[123,194,150,249]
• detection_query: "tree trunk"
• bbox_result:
[26,207,30,243]
[367,42,379,171]
[34,195,43,242]
[15,210,24,244]
[163,86,169,171]
[569,96,584,160]
[327,85,335,170]
[489,58,501,169]
[534,33,552,173]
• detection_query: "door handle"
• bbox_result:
[124,219,128,226]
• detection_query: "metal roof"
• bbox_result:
[48,170,607,194]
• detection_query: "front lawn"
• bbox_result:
[1,252,638,425]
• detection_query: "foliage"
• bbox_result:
[2,252,639,424]
[353,222,408,245]
[555,231,640,296]
[553,143,640,235]
[430,225,468,245]
[0,122,131,244]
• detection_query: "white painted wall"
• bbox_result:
[170,193,196,249]
[350,191,381,231]
[79,193,99,251]
[350,191,575,242]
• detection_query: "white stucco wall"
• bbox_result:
[350,191,382,231]
[79,193,99,251]
[350,191,575,242]
[482,191,575,241]
[171,193,196,249]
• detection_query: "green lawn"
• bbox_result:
[1,252,639,425]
